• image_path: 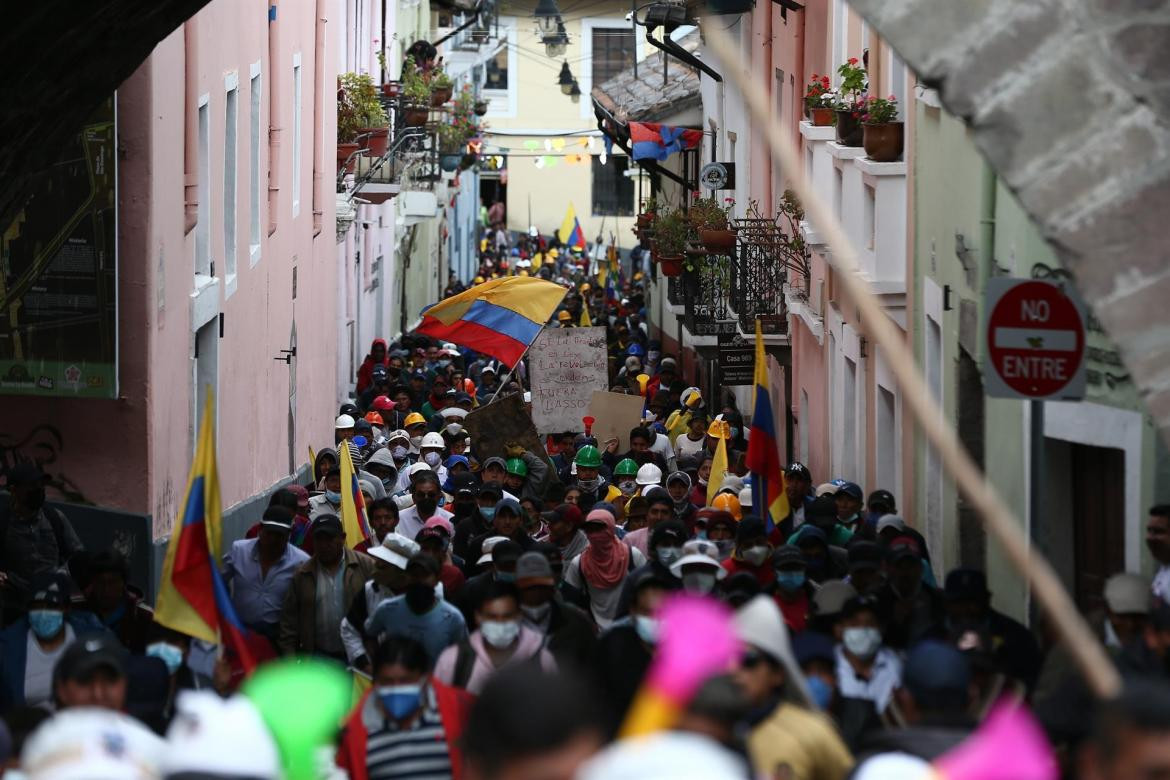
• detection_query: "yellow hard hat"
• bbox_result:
[706,418,730,439]
[549,248,559,258]
[712,492,742,520]
[473,275,485,284]
[519,269,529,277]
[557,310,572,321]
[579,283,591,292]
[404,412,427,428]
[633,271,644,281]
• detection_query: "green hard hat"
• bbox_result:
[505,457,528,477]
[614,458,639,477]
[575,445,602,468]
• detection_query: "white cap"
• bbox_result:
[738,486,753,508]
[440,406,469,419]
[161,692,280,779]
[578,731,745,780]
[368,532,421,569]
[523,391,532,403]
[407,462,433,478]
[528,225,538,236]
[852,754,932,780]
[335,414,356,429]
[22,708,165,780]
[476,535,511,565]
[386,429,411,445]
[670,539,726,580]
[1104,572,1150,614]
[421,432,445,449]
[876,514,907,534]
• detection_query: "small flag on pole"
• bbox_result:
[558,203,587,250]
[746,320,789,532]
[338,438,373,549]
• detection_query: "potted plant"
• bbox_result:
[340,73,390,157]
[637,195,659,231]
[474,98,489,116]
[400,57,431,126]
[430,62,454,106]
[833,57,867,146]
[804,74,836,127]
[861,94,904,162]
[336,77,364,173]
[652,208,688,277]
[690,195,736,251]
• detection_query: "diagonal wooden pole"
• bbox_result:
[702,24,1120,699]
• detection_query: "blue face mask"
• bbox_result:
[480,507,496,522]
[496,571,516,583]
[776,571,806,591]
[325,489,342,504]
[377,684,423,720]
[805,675,833,710]
[28,609,64,640]
[146,642,185,675]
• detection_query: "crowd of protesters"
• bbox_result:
[2,231,1170,779]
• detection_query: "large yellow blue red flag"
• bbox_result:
[745,319,789,532]
[338,436,373,549]
[557,203,587,250]
[155,391,274,672]
[707,423,729,506]
[416,276,567,365]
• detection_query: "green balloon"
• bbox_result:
[243,659,354,780]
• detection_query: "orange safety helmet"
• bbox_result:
[364,411,384,426]
[464,377,477,397]
[711,492,742,521]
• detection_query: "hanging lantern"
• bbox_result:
[543,18,569,57]
[533,0,560,38]
[569,79,581,103]
[558,61,575,95]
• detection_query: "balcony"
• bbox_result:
[728,219,798,336]
[681,250,731,336]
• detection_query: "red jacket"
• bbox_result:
[337,679,475,780]
[356,338,391,395]
[721,555,776,587]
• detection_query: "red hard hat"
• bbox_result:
[371,395,395,411]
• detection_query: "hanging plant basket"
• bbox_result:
[337,142,360,173]
[474,100,489,116]
[700,228,736,253]
[431,85,454,106]
[809,107,835,127]
[835,109,864,146]
[440,154,462,172]
[359,127,389,158]
[656,254,684,276]
[403,106,429,126]
[863,122,905,163]
[644,1,688,27]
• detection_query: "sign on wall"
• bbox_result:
[0,97,118,398]
[985,278,1086,401]
[528,326,609,435]
[718,333,754,386]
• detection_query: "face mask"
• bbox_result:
[656,546,682,566]
[577,477,600,493]
[480,507,496,522]
[480,619,521,648]
[634,614,659,644]
[697,477,708,487]
[414,498,438,517]
[806,675,833,710]
[730,427,740,439]
[380,477,396,491]
[682,571,717,595]
[741,545,770,567]
[146,642,184,675]
[377,684,423,720]
[392,445,408,461]
[842,626,882,660]
[521,602,552,623]
[776,571,806,591]
[495,571,516,583]
[445,423,462,436]
[404,583,435,613]
[24,488,46,512]
[409,435,423,448]
[423,452,442,467]
[619,480,637,496]
[325,489,341,505]
[28,609,64,640]
[715,540,735,558]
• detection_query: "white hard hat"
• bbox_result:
[578,731,745,780]
[161,692,280,779]
[386,429,411,445]
[421,432,445,449]
[22,708,165,780]
[636,462,663,487]
[528,225,538,237]
[335,414,356,429]
[739,486,753,507]
[407,462,433,477]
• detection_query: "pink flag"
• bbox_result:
[935,700,1057,780]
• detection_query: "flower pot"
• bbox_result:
[474,101,489,116]
[809,107,835,127]
[403,106,429,126]
[700,228,736,253]
[430,86,453,106]
[637,213,656,228]
[656,254,684,277]
[359,127,389,158]
[834,109,864,146]
[337,142,360,173]
[440,154,462,172]
[863,121,905,162]
[381,82,400,98]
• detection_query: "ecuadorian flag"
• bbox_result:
[416,277,567,365]
[339,437,373,548]
[558,203,587,250]
[746,320,790,531]
[155,392,275,673]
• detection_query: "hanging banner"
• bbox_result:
[528,326,609,435]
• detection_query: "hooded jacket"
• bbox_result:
[356,339,391,395]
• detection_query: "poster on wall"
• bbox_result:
[528,326,609,435]
[0,97,118,398]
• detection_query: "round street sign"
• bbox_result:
[700,162,728,190]
[985,278,1086,400]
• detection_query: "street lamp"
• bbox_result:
[543,17,569,57]
[558,61,575,95]
[533,0,561,37]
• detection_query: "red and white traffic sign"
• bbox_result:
[984,278,1086,400]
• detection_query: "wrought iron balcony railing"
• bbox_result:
[729,217,789,334]
[682,248,730,332]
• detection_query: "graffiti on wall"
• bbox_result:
[0,423,90,503]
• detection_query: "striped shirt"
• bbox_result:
[364,686,453,780]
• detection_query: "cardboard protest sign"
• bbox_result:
[528,326,609,436]
[587,391,647,454]
[464,393,558,491]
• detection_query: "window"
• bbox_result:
[292,53,302,217]
[591,27,635,86]
[592,155,634,216]
[843,355,857,480]
[799,389,810,462]
[224,74,238,292]
[877,385,896,491]
[485,46,508,90]
[249,62,262,266]
[195,96,211,279]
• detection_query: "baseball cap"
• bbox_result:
[840,594,883,620]
[423,515,455,536]
[876,514,908,535]
[834,481,863,500]
[285,483,311,509]
[772,545,805,570]
[792,631,836,666]
[371,364,389,380]
[482,456,507,472]
[481,538,522,568]
[943,568,990,601]
[544,503,584,528]
[55,633,129,683]
[259,506,295,531]
[785,462,811,482]
[368,532,420,569]
[417,526,449,547]
[27,572,71,608]
[476,536,511,565]
[515,552,555,587]
[477,480,503,500]
[811,580,857,617]
[902,640,971,705]
[867,489,897,512]
[670,540,726,579]
[887,536,922,562]
[311,514,344,537]
[160,692,280,779]
[21,708,163,780]
[1104,572,1149,615]
[815,482,839,498]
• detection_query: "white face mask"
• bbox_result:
[480,618,521,648]
[842,626,882,659]
[520,602,552,623]
[741,545,770,567]
[423,451,442,467]
[409,435,423,448]
[391,445,408,461]
[634,614,659,644]
[682,571,717,595]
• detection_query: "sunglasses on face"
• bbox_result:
[740,650,770,669]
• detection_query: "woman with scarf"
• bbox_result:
[564,507,646,629]
[664,471,697,534]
